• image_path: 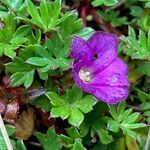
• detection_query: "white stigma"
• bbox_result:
[79,69,91,83]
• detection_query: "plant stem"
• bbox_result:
[145,127,150,150]
[0,114,13,150]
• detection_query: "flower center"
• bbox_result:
[79,69,91,83]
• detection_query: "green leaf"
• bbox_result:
[26,0,43,26]
[136,88,150,102]
[144,111,150,117]
[19,0,62,32]
[24,70,34,88]
[72,85,83,100]
[57,58,71,71]
[13,25,31,38]
[68,106,84,126]
[53,0,61,20]
[117,102,126,116]
[39,0,52,28]
[35,128,62,150]
[98,10,128,27]
[108,103,146,138]
[138,62,150,77]
[11,70,34,88]
[51,106,69,119]
[108,105,118,120]
[74,27,94,40]
[26,57,49,67]
[138,10,150,32]
[46,92,66,106]
[121,123,146,129]
[72,138,85,150]
[31,95,51,111]
[122,27,150,60]
[67,127,81,139]
[0,125,15,150]
[96,128,113,144]
[107,119,120,133]
[6,57,34,73]
[130,6,143,17]
[16,140,27,150]
[75,95,97,113]
[3,44,16,59]
[3,0,26,12]
[0,14,29,58]
[92,0,118,7]
[140,103,150,111]
[59,12,82,38]
[51,106,70,119]
[46,86,96,126]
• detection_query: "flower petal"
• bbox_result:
[72,58,129,105]
[94,86,129,104]
[86,31,118,74]
[70,36,92,62]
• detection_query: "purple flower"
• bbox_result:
[70,31,130,105]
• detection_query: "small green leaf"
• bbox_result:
[11,70,34,88]
[122,27,150,60]
[72,138,85,150]
[92,0,118,7]
[67,127,81,139]
[46,92,66,106]
[53,0,61,20]
[122,112,140,124]
[51,106,70,119]
[26,57,49,67]
[68,107,84,126]
[96,128,113,144]
[75,95,97,113]
[26,0,43,26]
[24,70,34,88]
[74,27,94,40]
[16,140,27,150]
[107,119,120,133]
[35,128,62,150]
[13,25,31,38]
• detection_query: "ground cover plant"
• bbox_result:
[0,0,150,149]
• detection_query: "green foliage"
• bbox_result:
[5,7,93,88]
[59,11,94,40]
[138,88,150,122]
[138,61,150,76]
[18,0,62,33]
[108,102,146,138]
[46,85,97,126]
[0,124,20,150]
[0,0,149,149]
[138,10,150,32]
[6,49,36,88]
[80,103,113,144]
[92,0,118,7]
[15,140,27,150]
[0,126,12,150]
[2,0,26,12]
[59,127,85,149]
[31,95,51,111]
[0,13,30,58]
[98,10,128,27]
[130,6,143,17]
[122,27,150,60]
[35,128,62,150]
[6,40,71,88]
